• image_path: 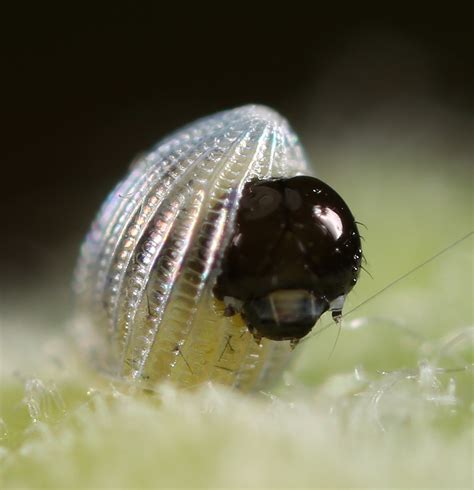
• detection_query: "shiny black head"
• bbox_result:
[213,176,362,342]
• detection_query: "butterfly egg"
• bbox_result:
[73,105,361,392]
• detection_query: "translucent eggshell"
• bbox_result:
[74,105,312,391]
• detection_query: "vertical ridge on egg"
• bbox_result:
[74,105,312,391]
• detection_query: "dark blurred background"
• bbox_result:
[2,3,473,295]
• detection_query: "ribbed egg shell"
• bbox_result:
[74,105,313,391]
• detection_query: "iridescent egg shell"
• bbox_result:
[73,105,361,392]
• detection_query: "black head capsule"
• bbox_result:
[213,176,362,343]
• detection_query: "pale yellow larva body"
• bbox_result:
[74,105,312,391]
